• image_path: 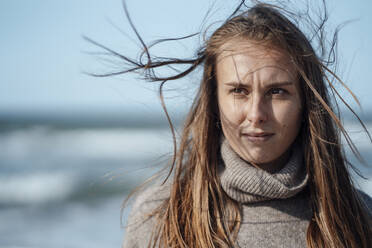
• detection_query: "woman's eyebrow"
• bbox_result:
[224,81,294,87]
[265,81,294,87]
[224,82,249,87]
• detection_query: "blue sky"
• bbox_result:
[1,0,372,118]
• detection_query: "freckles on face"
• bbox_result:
[216,40,302,170]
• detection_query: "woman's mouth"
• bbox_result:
[242,132,274,142]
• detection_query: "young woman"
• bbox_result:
[92,1,372,247]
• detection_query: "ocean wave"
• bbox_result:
[0,126,174,169]
[0,172,77,206]
[0,170,150,207]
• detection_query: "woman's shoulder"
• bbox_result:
[131,182,170,213]
[122,182,170,248]
[357,189,372,215]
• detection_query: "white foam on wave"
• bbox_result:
[0,126,174,162]
[0,172,77,205]
[0,126,177,206]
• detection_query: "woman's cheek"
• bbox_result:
[222,101,245,126]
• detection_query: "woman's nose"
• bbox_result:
[245,95,268,124]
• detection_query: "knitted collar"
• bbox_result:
[219,137,308,203]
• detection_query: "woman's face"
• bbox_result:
[216,40,302,172]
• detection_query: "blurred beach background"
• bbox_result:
[1,0,372,247]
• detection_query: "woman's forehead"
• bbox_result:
[216,39,297,81]
[216,39,290,64]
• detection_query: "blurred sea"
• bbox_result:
[0,115,371,248]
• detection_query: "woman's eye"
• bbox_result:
[269,88,286,95]
[231,87,247,95]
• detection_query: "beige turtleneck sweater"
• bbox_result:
[122,139,372,247]
[219,138,311,247]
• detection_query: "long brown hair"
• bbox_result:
[88,1,372,247]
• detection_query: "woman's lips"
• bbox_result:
[242,132,274,142]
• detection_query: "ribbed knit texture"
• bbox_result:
[217,138,313,247]
[219,137,308,203]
